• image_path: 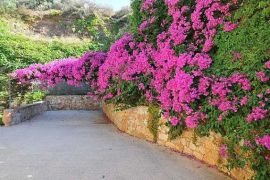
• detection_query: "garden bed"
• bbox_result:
[102,103,254,180]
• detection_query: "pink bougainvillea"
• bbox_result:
[256,135,270,151]
[265,60,270,69]
[219,144,229,159]
[142,0,156,10]
[170,116,180,126]
[13,0,269,132]
[11,0,270,164]
[246,107,268,123]
[232,51,241,61]
[11,51,107,92]
[185,112,207,128]
[256,71,269,83]
[240,96,248,106]
[223,22,239,32]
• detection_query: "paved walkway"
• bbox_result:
[0,111,230,180]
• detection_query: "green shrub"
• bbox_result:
[23,90,46,104]
[197,1,270,177]
[131,0,169,45]
[210,0,270,77]
[148,103,161,142]
[0,114,3,125]
[106,80,147,109]
[0,19,99,73]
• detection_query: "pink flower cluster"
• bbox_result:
[246,107,268,123]
[219,144,229,159]
[140,0,238,52]
[265,60,270,69]
[12,58,79,86]
[224,22,239,32]
[256,135,270,151]
[210,73,251,117]
[256,71,269,83]
[185,112,207,128]
[142,0,156,10]
[11,52,107,93]
[97,34,154,94]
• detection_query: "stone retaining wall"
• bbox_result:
[2,101,47,126]
[102,103,254,180]
[46,95,100,111]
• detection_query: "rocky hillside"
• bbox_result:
[0,1,131,49]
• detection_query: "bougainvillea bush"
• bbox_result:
[12,0,270,178]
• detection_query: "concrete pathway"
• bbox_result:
[0,111,230,180]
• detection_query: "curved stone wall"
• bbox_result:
[102,103,254,180]
[3,101,47,126]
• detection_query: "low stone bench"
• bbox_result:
[2,101,47,127]
[46,95,100,111]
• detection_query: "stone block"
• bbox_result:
[197,145,206,154]
[158,133,168,141]
[184,147,194,156]
[3,109,13,126]
[193,151,204,161]
[203,150,219,166]
[165,142,184,152]
[189,143,197,151]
